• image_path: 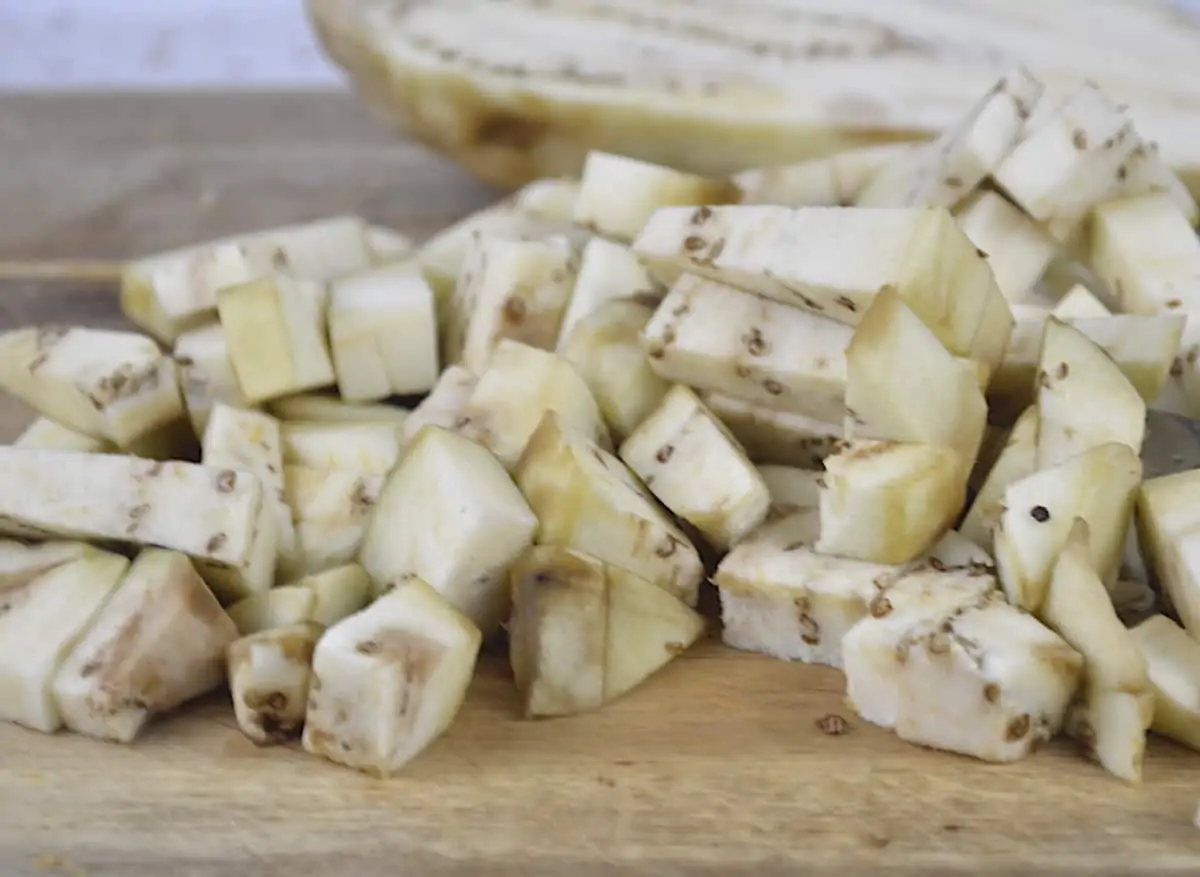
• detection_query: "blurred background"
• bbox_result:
[0,0,342,89]
[4,0,1199,260]
[8,0,1198,91]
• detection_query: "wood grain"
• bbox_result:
[0,93,1197,877]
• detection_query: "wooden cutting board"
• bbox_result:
[0,93,1197,877]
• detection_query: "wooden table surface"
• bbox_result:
[0,92,1198,877]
